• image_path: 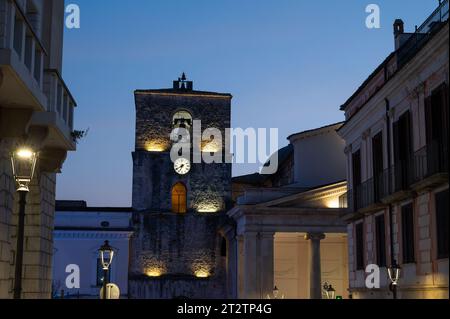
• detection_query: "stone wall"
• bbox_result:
[348,191,449,299]
[0,143,14,298]
[130,90,232,299]
[0,141,57,299]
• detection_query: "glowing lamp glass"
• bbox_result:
[195,270,210,278]
[11,147,38,192]
[99,240,114,270]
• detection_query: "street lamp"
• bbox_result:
[323,282,336,300]
[10,147,38,299]
[273,286,280,299]
[267,286,285,299]
[99,240,115,300]
[388,261,401,299]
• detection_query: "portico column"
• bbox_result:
[237,235,244,298]
[305,232,326,299]
[243,232,258,299]
[260,232,274,299]
[242,232,275,299]
[223,228,238,299]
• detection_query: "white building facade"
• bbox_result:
[1,0,77,298]
[229,123,349,299]
[52,201,132,299]
[338,2,448,299]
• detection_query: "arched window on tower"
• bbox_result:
[172,183,187,213]
[171,111,193,145]
[172,110,193,130]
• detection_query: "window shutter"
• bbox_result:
[425,96,433,145]
[401,204,415,264]
[355,223,365,270]
[436,189,449,259]
[441,83,449,148]
[404,110,413,158]
[375,214,387,267]
[393,121,400,164]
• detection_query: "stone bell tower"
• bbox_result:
[129,74,234,299]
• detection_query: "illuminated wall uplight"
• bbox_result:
[195,269,210,278]
[145,140,168,152]
[201,142,220,153]
[196,202,221,213]
[146,268,163,277]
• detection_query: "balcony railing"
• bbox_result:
[352,172,389,211]
[349,141,448,212]
[413,141,448,182]
[397,0,449,68]
[44,69,76,131]
[1,0,47,91]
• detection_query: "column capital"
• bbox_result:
[388,107,396,119]
[344,144,352,155]
[258,232,275,239]
[362,128,371,140]
[304,232,326,241]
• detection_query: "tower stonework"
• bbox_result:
[129,76,233,299]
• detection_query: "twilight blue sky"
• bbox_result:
[56,0,438,207]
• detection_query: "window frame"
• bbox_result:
[355,222,365,271]
[435,189,449,260]
[375,213,387,267]
[171,182,187,214]
[401,203,416,264]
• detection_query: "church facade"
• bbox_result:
[128,75,234,299]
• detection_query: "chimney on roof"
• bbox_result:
[393,19,412,50]
[393,19,404,36]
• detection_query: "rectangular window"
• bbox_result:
[352,150,362,210]
[401,204,415,264]
[372,132,384,201]
[435,189,449,259]
[13,16,23,56]
[96,258,111,287]
[356,223,365,270]
[393,111,414,190]
[425,83,449,175]
[375,214,387,267]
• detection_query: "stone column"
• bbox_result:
[260,232,274,299]
[305,232,325,299]
[243,232,258,299]
[223,227,238,299]
[0,139,15,298]
[237,235,244,298]
[242,232,275,299]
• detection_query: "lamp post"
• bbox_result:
[388,261,401,299]
[273,286,280,299]
[10,147,38,299]
[323,282,336,300]
[267,286,285,299]
[99,240,114,300]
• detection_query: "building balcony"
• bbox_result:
[30,69,77,151]
[0,0,47,111]
[410,141,448,191]
[349,176,388,214]
[1,1,77,152]
[397,0,449,68]
[348,141,448,213]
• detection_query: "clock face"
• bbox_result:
[174,158,191,175]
